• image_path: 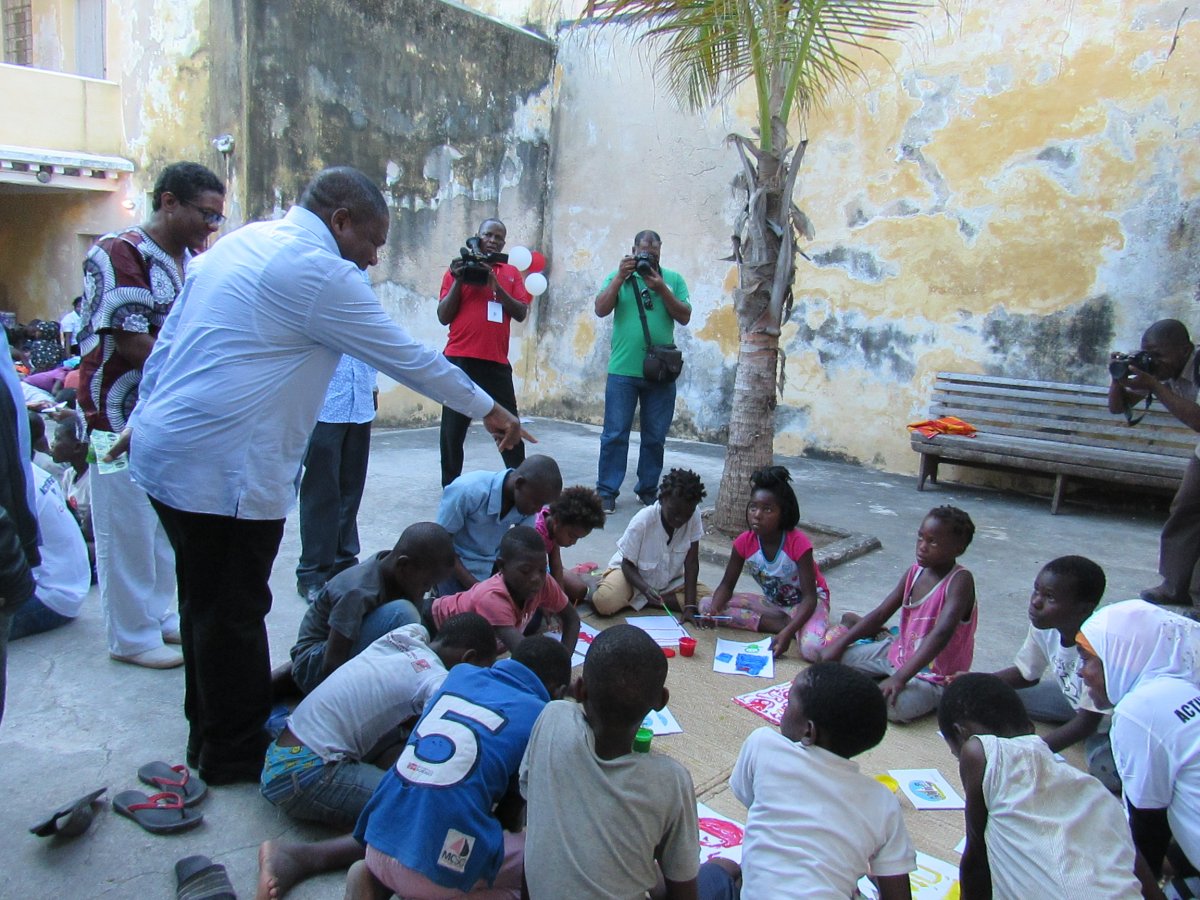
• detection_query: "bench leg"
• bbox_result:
[918,454,939,491]
[1051,474,1066,515]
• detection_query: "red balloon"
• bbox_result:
[528,251,546,274]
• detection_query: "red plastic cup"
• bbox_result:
[679,637,697,657]
[662,647,676,658]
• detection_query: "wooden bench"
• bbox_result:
[911,372,1197,514]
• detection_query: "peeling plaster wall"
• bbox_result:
[534,3,1200,475]
[242,0,554,422]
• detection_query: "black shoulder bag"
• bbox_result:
[631,275,683,383]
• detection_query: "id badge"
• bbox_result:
[487,300,504,323]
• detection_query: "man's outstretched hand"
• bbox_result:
[482,403,536,452]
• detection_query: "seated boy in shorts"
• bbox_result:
[436,455,562,595]
[990,555,1118,791]
[351,636,572,899]
[732,663,916,898]
[255,614,497,898]
[592,468,712,617]
[521,624,740,899]
[938,673,1158,898]
[432,526,580,656]
[289,522,454,695]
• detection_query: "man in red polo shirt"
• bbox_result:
[437,219,532,486]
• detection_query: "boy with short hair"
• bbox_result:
[591,468,711,617]
[521,624,739,899]
[732,663,916,898]
[938,673,1158,899]
[437,455,563,594]
[289,522,454,695]
[432,526,581,655]
[254,613,498,898]
[991,555,1117,790]
[353,636,572,899]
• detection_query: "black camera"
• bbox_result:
[456,237,508,286]
[634,252,658,276]
[1109,350,1156,380]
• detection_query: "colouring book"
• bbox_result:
[626,614,689,648]
[732,681,793,725]
[696,803,744,865]
[889,768,965,810]
[857,851,960,899]
[713,638,775,679]
[642,706,683,736]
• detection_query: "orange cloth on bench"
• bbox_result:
[907,416,977,439]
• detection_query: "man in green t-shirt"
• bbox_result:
[594,230,692,513]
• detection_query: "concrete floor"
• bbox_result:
[0,417,1167,898]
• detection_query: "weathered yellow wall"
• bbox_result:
[1,0,226,322]
[532,2,1200,474]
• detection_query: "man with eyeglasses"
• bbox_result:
[594,230,692,513]
[77,161,225,669]
[436,218,532,486]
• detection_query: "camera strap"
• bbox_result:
[630,274,656,351]
[1121,393,1152,426]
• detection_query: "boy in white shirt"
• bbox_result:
[732,663,916,898]
[592,468,711,617]
[938,673,1159,899]
[990,555,1117,790]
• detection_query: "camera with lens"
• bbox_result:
[634,252,658,277]
[455,237,509,286]
[1109,350,1156,380]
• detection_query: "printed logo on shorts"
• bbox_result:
[438,828,474,873]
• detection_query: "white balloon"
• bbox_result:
[507,245,533,271]
[524,272,548,296]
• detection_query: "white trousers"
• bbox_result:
[91,465,179,655]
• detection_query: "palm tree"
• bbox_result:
[587,0,933,532]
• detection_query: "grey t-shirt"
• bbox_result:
[292,551,393,659]
[519,700,700,899]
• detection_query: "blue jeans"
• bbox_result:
[261,742,385,830]
[597,374,677,501]
[292,599,421,695]
[8,594,73,641]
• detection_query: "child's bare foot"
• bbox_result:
[256,840,309,900]
[839,612,862,628]
[344,860,389,900]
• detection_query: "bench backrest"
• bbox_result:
[927,372,1197,459]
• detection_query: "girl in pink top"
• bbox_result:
[533,487,606,605]
[701,467,832,661]
[822,506,978,722]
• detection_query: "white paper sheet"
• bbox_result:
[732,681,793,725]
[889,768,965,810]
[857,851,959,899]
[626,614,689,647]
[712,637,775,679]
[545,621,601,668]
[697,803,744,864]
[641,706,682,736]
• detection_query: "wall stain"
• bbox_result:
[981,295,1116,382]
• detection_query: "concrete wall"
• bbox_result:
[526,1,1200,474]
[240,0,555,422]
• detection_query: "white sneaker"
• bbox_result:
[110,646,184,669]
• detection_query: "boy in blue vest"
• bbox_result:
[349,635,571,898]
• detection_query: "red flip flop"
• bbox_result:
[114,791,203,834]
[138,762,207,807]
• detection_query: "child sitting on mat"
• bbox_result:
[821,506,977,722]
[732,663,915,898]
[534,486,606,605]
[701,466,830,660]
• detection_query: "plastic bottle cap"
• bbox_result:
[633,727,653,753]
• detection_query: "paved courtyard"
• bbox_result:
[1,417,1166,897]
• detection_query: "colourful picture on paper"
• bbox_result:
[642,706,682,736]
[889,768,965,811]
[733,681,793,726]
[696,803,744,865]
[626,615,689,648]
[713,638,774,679]
[857,851,960,899]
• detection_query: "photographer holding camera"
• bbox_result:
[594,229,692,513]
[1108,318,1200,607]
[436,218,532,486]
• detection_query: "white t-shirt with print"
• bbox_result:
[607,502,704,608]
[30,464,90,618]
[1113,677,1200,868]
[1013,625,1103,713]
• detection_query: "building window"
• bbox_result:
[1,0,32,67]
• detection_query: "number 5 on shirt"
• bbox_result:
[396,694,508,787]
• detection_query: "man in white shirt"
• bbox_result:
[128,167,522,785]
